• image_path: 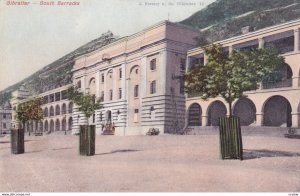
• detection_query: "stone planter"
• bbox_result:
[11,129,25,154]
[79,125,95,156]
[219,116,243,160]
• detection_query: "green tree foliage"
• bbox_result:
[67,87,102,123]
[184,44,285,116]
[15,97,43,128]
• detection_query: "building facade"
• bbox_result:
[0,102,12,134]
[186,19,300,128]
[72,21,199,135]
[10,85,73,133]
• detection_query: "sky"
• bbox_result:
[0,0,216,91]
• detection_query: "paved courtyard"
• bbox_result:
[0,133,299,192]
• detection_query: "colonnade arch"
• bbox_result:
[233,98,256,126]
[207,101,227,126]
[262,95,292,127]
[188,103,202,126]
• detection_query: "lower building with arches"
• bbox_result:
[10,85,73,134]
[186,20,300,129]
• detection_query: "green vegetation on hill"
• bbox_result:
[180,0,300,45]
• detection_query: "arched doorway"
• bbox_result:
[39,121,43,132]
[188,103,202,126]
[68,117,72,131]
[105,110,112,122]
[44,120,48,132]
[263,95,292,127]
[62,118,66,131]
[50,120,54,132]
[233,98,256,126]
[55,119,60,131]
[207,101,227,126]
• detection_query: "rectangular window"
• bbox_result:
[150,81,156,94]
[3,123,6,129]
[61,90,67,99]
[134,85,139,97]
[3,114,6,119]
[134,109,139,123]
[150,59,156,70]
[49,94,55,102]
[55,92,61,101]
[101,74,104,83]
[119,68,122,79]
[109,90,113,100]
[119,88,122,99]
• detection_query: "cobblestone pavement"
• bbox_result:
[0,134,299,192]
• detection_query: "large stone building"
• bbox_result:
[0,102,12,134]
[186,19,300,129]
[72,21,199,135]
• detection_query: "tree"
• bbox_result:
[15,97,43,134]
[67,86,102,125]
[184,44,285,116]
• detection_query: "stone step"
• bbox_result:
[184,126,290,137]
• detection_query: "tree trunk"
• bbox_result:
[228,101,233,117]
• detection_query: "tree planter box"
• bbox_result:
[219,116,243,160]
[11,129,25,154]
[79,125,95,156]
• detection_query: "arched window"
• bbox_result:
[50,106,54,116]
[55,105,60,115]
[134,85,139,97]
[69,102,73,113]
[150,81,156,94]
[44,107,48,117]
[62,103,66,114]
[150,59,156,70]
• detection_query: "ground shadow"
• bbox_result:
[243,149,300,160]
[95,149,140,156]
[0,140,33,144]
[25,150,43,154]
[52,147,72,151]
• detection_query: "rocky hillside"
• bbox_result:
[180,0,300,45]
[0,31,116,105]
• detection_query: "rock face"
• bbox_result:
[180,0,300,45]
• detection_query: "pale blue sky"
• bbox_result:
[0,0,215,91]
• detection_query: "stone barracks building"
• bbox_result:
[186,19,300,129]
[8,19,300,135]
[72,21,199,135]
